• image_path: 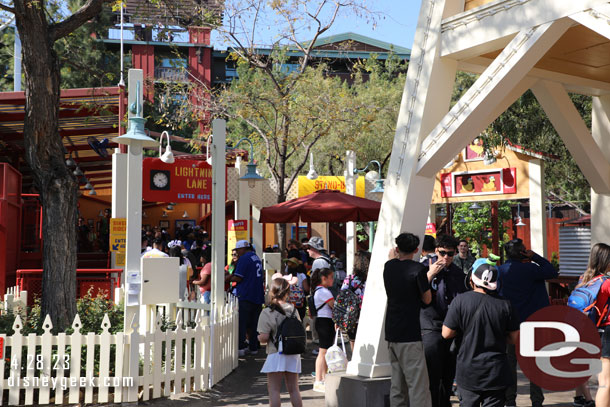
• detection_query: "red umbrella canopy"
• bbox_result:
[259,189,381,223]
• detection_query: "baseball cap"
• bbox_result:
[307,236,325,251]
[471,258,498,291]
[235,240,251,249]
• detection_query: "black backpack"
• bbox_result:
[307,287,325,318]
[274,308,306,354]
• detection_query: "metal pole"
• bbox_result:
[345,150,356,275]
[13,27,21,92]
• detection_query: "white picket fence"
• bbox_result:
[0,295,238,405]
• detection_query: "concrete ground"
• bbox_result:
[134,342,587,407]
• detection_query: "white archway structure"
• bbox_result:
[349,0,610,378]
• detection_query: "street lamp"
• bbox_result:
[232,138,265,188]
[354,160,385,200]
[469,202,482,211]
[515,202,526,227]
[159,131,175,164]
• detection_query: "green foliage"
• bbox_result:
[452,201,512,256]
[0,290,124,335]
[0,26,15,92]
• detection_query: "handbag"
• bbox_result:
[325,330,348,373]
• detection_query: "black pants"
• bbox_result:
[459,387,506,407]
[422,330,455,407]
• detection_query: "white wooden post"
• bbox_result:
[528,159,546,256]
[591,95,610,245]
[210,119,227,387]
[345,150,356,274]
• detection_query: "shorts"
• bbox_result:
[602,326,610,357]
[315,317,335,349]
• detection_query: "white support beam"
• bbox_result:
[458,57,610,96]
[591,95,610,246]
[570,4,610,41]
[348,0,457,379]
[440,0,605,59]
[417,19,571,177]
[532,80,610,193]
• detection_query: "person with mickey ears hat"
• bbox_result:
[442,259,520,407]
[230,239,265,357]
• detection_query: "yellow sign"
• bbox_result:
[227,220,249,260]
[110,218,126,252]
[115,252,125,267]
[297,176,366,197]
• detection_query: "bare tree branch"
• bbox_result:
[49,0,108,41]
[0,3,15,13]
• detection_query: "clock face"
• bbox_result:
[151,170,170,190]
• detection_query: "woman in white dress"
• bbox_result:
[257,277,303,407]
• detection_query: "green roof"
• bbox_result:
[308,32,411,56]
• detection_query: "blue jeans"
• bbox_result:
[238,299,262,351]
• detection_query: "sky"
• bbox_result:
[211,1,423,51]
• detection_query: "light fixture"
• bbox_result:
[143,211,148,218]
[182,210,189,218]
[98,210,104,217]
[306,152,318,180]
[438,206,447,217]
[89,187,97,196]
[354,160,385,199]
[515,202,526,227]
[233,137,265,188]
[114,82,158,149]
[73,167,84,177]
[85,180,93,190]
[65,155,76,167]
[167,204,174,211]
[162,211,168,217]
[484,151,497,165]
[469,202,482,211]
[458,216,467,223]
[159,131,175,164]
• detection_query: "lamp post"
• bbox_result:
[354,160,385,252]
[113,79,157,402]
[231,138,265,188]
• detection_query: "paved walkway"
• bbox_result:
[135,343,588,407]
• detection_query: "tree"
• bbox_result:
[1,0,110,330]
[452,201,512,256]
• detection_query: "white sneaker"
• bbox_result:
[313,381,325,393]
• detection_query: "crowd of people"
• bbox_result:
[130,219,607,407]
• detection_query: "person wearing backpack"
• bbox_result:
[338,250,370,351]
[574,243,610,407]
[257,277,303,407]
[311,267,335,393]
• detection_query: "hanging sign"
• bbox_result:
[227,220,249,260]
[143,158,213,203]
[297,176,366,197]
[440,168,517,198]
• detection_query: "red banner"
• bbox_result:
[143,158,213,203]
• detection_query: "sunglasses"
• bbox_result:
[438,250,455,257]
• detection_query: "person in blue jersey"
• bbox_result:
[231,239,265,357]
